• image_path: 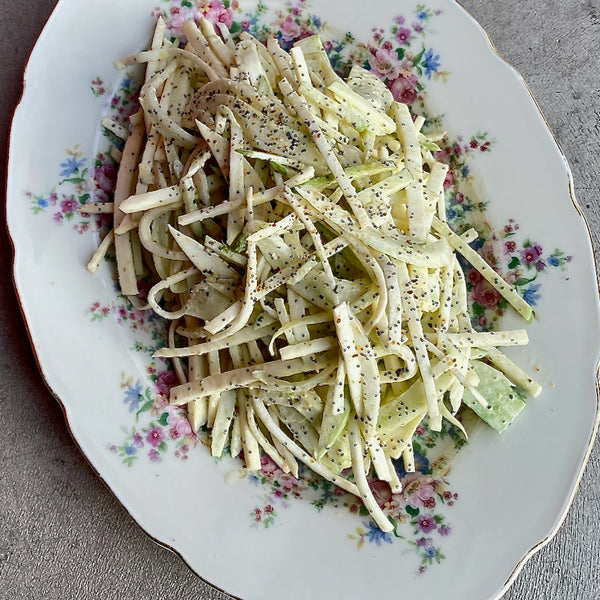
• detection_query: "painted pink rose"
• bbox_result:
[260,455,279,475]
[169,415,192,439]
[471,278,502,308]
[478,240,499,268]
[370,47,402,80]
[199,0,233,28]
[389,73,419,104]
[402,474,436,509]
[279,472,299,491]
[443,169,455,189]
[279,15,302,42]
[93,161,117,192]
[169,9,196,31]
[156,370,178,395]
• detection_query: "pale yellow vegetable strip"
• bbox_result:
[86,229,114,274]
[113,112,146,295]
[198,18,235,67]
[154,324,277,358]
[101,117,128,140]
[247,213,298,243]
[484,346,542,397]
[349,419,393,532]
[432,216,534,321]
[168,319,187,385]
[210,389,237,457]
[426,161,449,220]
[330,357,347,416]
[144,16,167,83]
[146,265,198,320]
[138,207,187,261]
[119,183,182,214]
[229,412,242,458]
[397,261,441,430]
[229,346,261,471]
[222,108,245,245]
[252,395,360,496]
[386,455,403,494]
[181,20,228,78]
[272,429,299,478]
[246,391,289,472]
[381,257,403,347]
[80,201,114,214]
[206,350,221,428]
[279,337,337,361]
[437,265,454,332]
[391,101,427,241]
[444,330,529,348]
[169,356,329,405]
[403,440,416,473]
[328,80,396,134]
[138,125,160,186]
[266,38,297,86]
[209,240,258,340]
[167,224,237,279]
[268,312,330,355]
[333,303,364,417]
[204,301,241,335]
[109,145,122,163]
[187,354,208,431]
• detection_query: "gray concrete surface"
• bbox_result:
[1,1,599,598]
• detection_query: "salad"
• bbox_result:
[86,16,540,532]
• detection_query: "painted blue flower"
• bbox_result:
[394,449,430,477]
[124,381,143,412]
[417,10,428,20]
[422,48,441,78]
[446,207,457,221]
[425,546,436,559]
[37,198,48,208]
[548,255,560,267]
[462,165,470,178]
[311,15,322,29]
[365,521,393,545]
[124,445,137,456]
[522,283,541,306]
[59,156,86,178]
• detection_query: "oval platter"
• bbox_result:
[7,1,600,599]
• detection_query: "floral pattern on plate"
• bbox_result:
[23,0,573,573]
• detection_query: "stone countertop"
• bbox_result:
[1,1,599,598]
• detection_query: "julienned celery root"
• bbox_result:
[88,16,540,532]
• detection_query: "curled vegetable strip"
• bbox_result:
[88,19,542,532]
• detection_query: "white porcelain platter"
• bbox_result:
[7,1,600,599]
